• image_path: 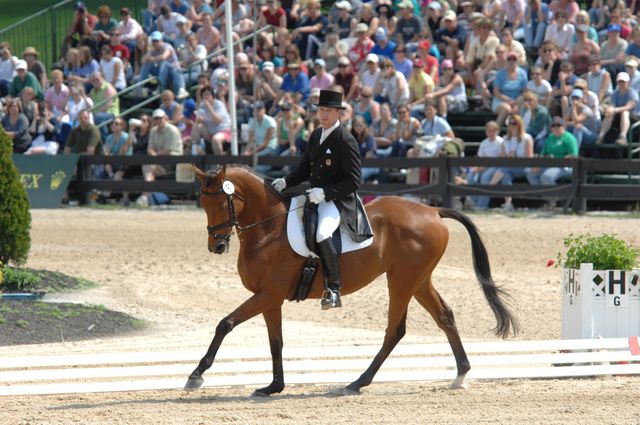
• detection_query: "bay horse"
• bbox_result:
[185,165,519,395]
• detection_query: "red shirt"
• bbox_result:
[348,38,374,70]
[109,44,130,61]
[262,8,285,27]
[73,13,97,35]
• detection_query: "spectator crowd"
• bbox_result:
[1,0,639,208]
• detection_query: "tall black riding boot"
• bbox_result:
[317,238,342,310]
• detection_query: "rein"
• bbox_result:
[200,187,304,238]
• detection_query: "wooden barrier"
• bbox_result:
[0,338,638,396]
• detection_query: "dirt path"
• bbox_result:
[1,208,639,424]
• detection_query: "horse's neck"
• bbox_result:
[233,171,287,231]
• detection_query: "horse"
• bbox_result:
[185,165,519,395]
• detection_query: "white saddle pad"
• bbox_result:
[287,195,374,258]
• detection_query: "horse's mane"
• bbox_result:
[204,164,286,201]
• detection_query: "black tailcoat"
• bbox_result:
[284,124,373,242]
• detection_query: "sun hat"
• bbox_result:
[152,108,166,118]
[22,47,39,58]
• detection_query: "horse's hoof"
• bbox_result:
[251,389,271,398]
[184,376,204,391]
[449,375,468,390]
[332,385,360,396]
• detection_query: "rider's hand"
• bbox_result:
[307,187,325,204]
[271,178,286,192]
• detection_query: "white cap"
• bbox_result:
[625,58,638,68]
[366,53,379,63]
[15,60,27,70]
[335,0,352,11]
[355,22,369,33]
[428,1,442,10]
[617,71,630,82]
[152,108,166,118]
[262,61,275,71]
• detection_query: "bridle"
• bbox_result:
[200,181,304,244]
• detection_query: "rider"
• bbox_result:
[271,90,372,309]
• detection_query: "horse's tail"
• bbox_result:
[438,208,520,339]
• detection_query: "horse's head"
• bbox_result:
[194,165,243,254]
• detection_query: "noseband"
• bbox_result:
[200,186,245,243]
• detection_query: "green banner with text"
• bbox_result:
[12,154,79,209]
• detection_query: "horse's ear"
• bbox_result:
[193,164,207,183]
[221,164,226,180]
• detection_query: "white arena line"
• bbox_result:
[0,338,638,396]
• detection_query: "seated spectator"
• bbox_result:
[348,23,375,72]
[353,86,380,126]
[331,1,356,39]
[61,2,97,59]
[139,31,188,99]
[126,114,151,159]
[179,33,207,86]
[408,58,435,119]
[136,108,184,207]
[466,120,504,211]
[544,11,574,57]
[376,1,397,37]
[358,3,380,39]
[370,102,398,156]
[318,30,348,71]
[526,66,552,107]
[256,62,282,112]
[600,24,628,80]
[572,11,598,44]
[359,53,381,90]
[585,55,613,106]
[291,0,327,60]
[420,100,455,139]
[187,0,213,29]
[26,102,59,155]
[117,7,143,58]
[492,52,528,127]
[257,0,287,29]
[548,60,577,116]
[196,11,221,54]
[570,78,601,123]
[415,40,439,85]
[599,9,632,41]
[626,27,640,59]
[99,46,126,91]
[22,47,47,90]
[276,101,305,156]
[333,57,359,102]
[173,15,192,49]
[501,27,527,66]
[133,33,149,76]
[10,60,43,100]
[108,29,131,79]
[466,18,500,89]
[524,0,550,51]
[373,57,409,112]
[19,87,39,127]
[393,103,421,157]
[392,44,413,80]
[570,24,600,76]
[498,0,526,34]
[2,98,32,153]
[243,101,278,172]
[490,114,534,210]
[310,59,334,91]
[535,41,562,86]
[63,109,101,155]
[65,46,99,92]
[272,60,310,112]
[0,42,17,97]
[91,5,118,51]
[157,5,182,45]
[476,45,507,110]
[598,71,638,146]
[436,10,466,62]
[395,1,424,52]
[44,70,70,120]
[428,59,468,118]
[351,115,379,182]
[235,61,256,104]
[59,81,94,145]
[369,27,396,62]
[527,116,578,185]
[159,90,183,128]
[88,72,119,141]
[564,89,600,147]
[102,117,131,187]
[425,1,443,39]
[170,0,189,17]
[191,86,231,155]
[521,89,551,152]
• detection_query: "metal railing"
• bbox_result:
[0,0,145,68]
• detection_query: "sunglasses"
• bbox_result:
[442,67,453,70]
[339,64,349,67]
[509,121,518,126]
[507,58,517,61]
[544,49,554,53]
[551,123,563,127]
[524,98,534,102]
[361,94,371,98]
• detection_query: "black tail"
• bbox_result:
[438,208,520,339]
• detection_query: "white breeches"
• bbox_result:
[316,200,341,243]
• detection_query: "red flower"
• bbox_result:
[547,259,555,267]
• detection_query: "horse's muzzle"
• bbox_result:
[210,239,229,255]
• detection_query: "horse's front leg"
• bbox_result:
[252,307,284,397]
[184,292,281,391]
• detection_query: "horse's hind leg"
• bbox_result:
[413,280,470,389]
[252,307,285,397]
[344,282,412,394]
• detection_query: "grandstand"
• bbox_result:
[2,0,640,209]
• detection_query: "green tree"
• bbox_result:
[0,126,31,265]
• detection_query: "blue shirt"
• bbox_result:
[611,88,639,113]
[249,114,278,150]
[625,43,640,59]
[495,67,528,100]
[420,115,452,136]
[393,57,413,80]
[281,71,310,104]
[370,40,397,61]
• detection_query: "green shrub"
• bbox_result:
[1,266,41,292]
[558,233,640,270]
[0,127,31,265]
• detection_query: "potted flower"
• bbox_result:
[558,234,640,339]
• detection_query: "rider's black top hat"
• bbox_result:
[315,90,346,109]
